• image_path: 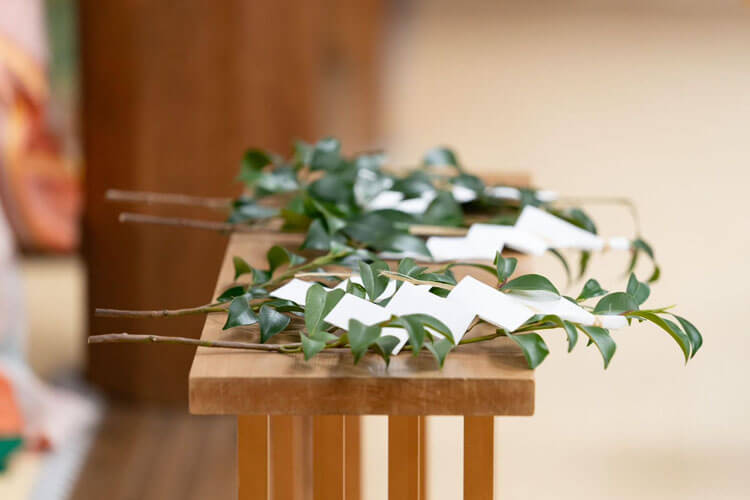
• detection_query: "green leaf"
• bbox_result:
[382,233,431,257]
[252,268,271,285]
[451,173,484,197]
[577,279,608,302]
[267,246,305,274]
[494,253,518,283]
[358,259,390,300]
[445,261,496,277]
[548,248,571,285]
[228,199,279,223]
[405,313,454,343]
[422,146,459,169]
[301,333,326,360]
[426,338,454,368]
[308,175,354,204]
[302,219,335,251]
[255,166,299,197]
[542,315,578,352]
[422,191,463,226]
[576,325,616,368]
[309,137,343,170]
[237,149,272,185]
[304,284,345,336]
[648,265,661,283]
[392,171,434,197]
[216,285,247,303]
[391,315,427,355]
[626,273,650,306]
[503,274,559,295]
[348,319,382,363]
[373,335,401,367]
[346,281,367,299]
[222,296,258,330]
[233,256,252,280]
[309,199,347,234]
[263,298,304,313]
[507,332,550,369]
[259,305,290,343]
[578,251,592,280]
[563,208,597,234]
[673,315,703,358]
[593,292,638,315]
[354,169,392,207]
[628,311,690,362]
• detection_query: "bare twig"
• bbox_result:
[118,212,260,233]
[95,304,227,318]
[379,270,455,290]
[408,225,468,236]
[106,189,232,210]
[88,333,294,351]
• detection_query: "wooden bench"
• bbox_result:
[189,232,535,499]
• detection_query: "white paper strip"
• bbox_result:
[366,190,404,211]
[386,282,475,343]
[324,293,392,329]
[466,224,548,256]
[269,279,314,305]
[425,236,493,262]
[514,205,604,251]
[334,274,398,300]
[447,276,534,332]
[451,185,478,203]
[485,186,558,203]
[506,291,596,325]
[594,315,628,330]
[607,236,631,251]
[395,191,437,214]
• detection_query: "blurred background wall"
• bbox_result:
[361,1,750,499]
[12,0,750,498]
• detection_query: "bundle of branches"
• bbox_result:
[91,246,701,369]
[109,138,658,282]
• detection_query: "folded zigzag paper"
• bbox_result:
[514,205,604,251]
[448,276,534,332]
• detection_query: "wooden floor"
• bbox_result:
[71,404,236,500]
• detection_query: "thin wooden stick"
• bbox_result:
[379,270,455,290]
[95,304,227,318]
[106,189,232,209]
[408,225,467,236]
[88,333,293,351]
[118,212,257,233]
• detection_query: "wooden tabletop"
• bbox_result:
[189,232,535,416]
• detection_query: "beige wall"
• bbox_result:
[363,2,750,499]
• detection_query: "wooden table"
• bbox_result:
[189,232,535,499]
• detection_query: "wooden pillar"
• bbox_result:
[80,0,385,404]
[388,416,423,500]
[238,415,269,500]
[463,416,495,500]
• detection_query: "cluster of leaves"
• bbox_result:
[212,246,701,370]
[227,137,657,282]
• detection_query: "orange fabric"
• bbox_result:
[0,372,23,436]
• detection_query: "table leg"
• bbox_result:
[313,415,345,500]
[463,416,494,500]
[270,416,311,499]
[345,416,361,500]
[388,416,423,500]
[238,415,269,500]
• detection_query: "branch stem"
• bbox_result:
[106,189,232,210]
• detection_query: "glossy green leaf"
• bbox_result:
[237,149,272,184]
[309,137,342,170]
[309,199,347,234]
[222,296,258,330]
[233,256,252,280]
[626,273,650,305]
[259,305,290,343]
[391,316,427,355]
[494,252,518,283]
[577,279,607,302]
[373,335,401,367]
[576,325,616,368]
[542,315,578,352]
[503,274,559,295]
[392,171,435,197]
[422,146,459,168]
[301,333,326,360]
[405,313,454,343]
[255,166,299,197]
[426,338,454,368]
[267,246,305,274]
[345,281,367,299]
[304,284,345,336]
[593,292,638,315]
[507,332,550,369]
[383,233,431,257]
[451,173,484,196]
[216,285,247,303]
[578,251,592,280]
[359,259,390,300]
[228,199,279,223]
[422,191,463,226]
[308,176,354,204]
[628,311,690,362]
[252,268,271,285]
[302,219,334,251]
[548,248,571,285]
[673,314,703,358]
[348,319,382,363]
